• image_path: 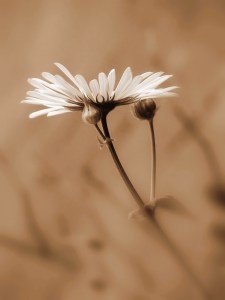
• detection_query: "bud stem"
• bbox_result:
[149,119,156,204]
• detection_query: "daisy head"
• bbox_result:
[22,63,177,124]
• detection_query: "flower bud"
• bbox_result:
[131,99,157,120]
[82,105,101,124]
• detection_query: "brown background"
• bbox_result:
[0,0,225,299]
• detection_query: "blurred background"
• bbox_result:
[0,0,225,299]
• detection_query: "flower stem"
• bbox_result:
[98,113,211,300]
[149,119,156,204]
[100,113,145,209]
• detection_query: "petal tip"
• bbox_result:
[29,114,35,119]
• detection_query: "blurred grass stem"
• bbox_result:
[173,106,222,185]
[151,217,211,299]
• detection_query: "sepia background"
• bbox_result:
[0,0,225,299]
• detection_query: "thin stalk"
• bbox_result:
[99,113,211,300]
[149,119,156,203]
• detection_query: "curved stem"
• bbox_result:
[149,119,156,203]
[98,113,211,299]
[100,113,145,209]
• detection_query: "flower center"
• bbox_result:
[95,100,117,115]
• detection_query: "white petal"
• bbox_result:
[41,72,58,84]
[107,69,115,97]
[22,99,65,106]
[54,63,79,86]
[98,72,108,99]
[54,64,84,98]
[140,72,154,79]
[37,89,73,101]
[40,73,78,98]
[135,72,164,91]
[140,86,178,98]
[35,75,66,94]
[54,75,83,98]
[140,75,173,91]
[29,78,60,94]
[47,110,71,117]
[117,75,143,99]
[28,78,47,89]
[155,86,178,93]
[29,107,60,118]
[115,67,133,99]
[140,92,177,99]
[38,88,71,100]
[154,92,177,98]
[47,84,78,99]
[89,79,100,99]
[75,75,93,99]
[26,91,68,104]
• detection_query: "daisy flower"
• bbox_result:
[22,63,177,124]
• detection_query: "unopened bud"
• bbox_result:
[82,105,101,124]
[132,99,157,120]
